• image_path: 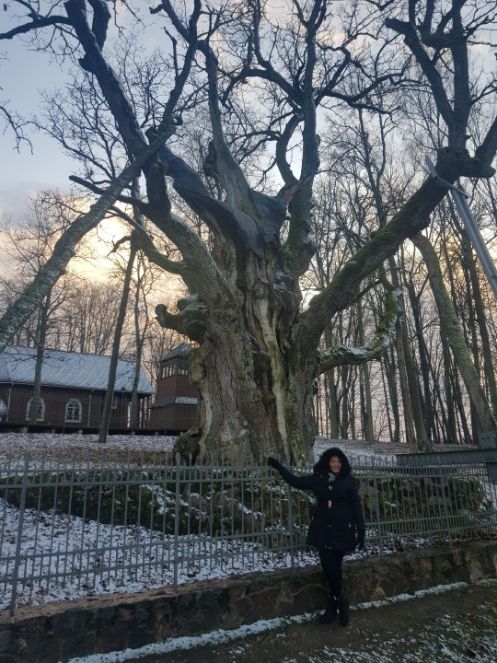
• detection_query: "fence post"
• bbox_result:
[287,483,295,569]
[485,462,497,532]
[436,458,452,546]
[173,452,181,589]
[10,453,30,616]
[373,476,383,556]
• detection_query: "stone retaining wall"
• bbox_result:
[1,541,496,663]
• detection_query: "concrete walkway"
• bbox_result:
[135,581,497,662]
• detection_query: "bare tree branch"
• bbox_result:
[318,286,401,372]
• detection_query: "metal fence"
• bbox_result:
[1,449,496,616]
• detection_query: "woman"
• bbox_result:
[267,447,365,627]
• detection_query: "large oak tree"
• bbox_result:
[1,0,497,459]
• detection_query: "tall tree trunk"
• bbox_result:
[400,316,430,450]
[185,328,316,463]
[338,365,351,439]
[412,232,497,446]
[387,256,429,450]
[456,237,482,444]
[442,337,458,444]
[380,356,394,441]
[357,302,374,441]
[428,356,448,446]
[129,312,145,431]
[460,229,497,417]
[129,249,149,431]
[451,362,472,445]
[326,371,339,438]
[98,236,137,443]
[385,348,400,442]
[29,291,51,424]
[406,280,434,440]
[395,320,418,452]
[350,374,357,440]
[324,324,339,438]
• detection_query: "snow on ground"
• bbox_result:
[313,438,397,464]
[65,580,497,663]
[0,432,477,464]
[0,432,175,462]
[0,433,372,463]
[0,433,402,471]
[314,437,478,463]
[0,495,429,611]
[67,612,320,663]
[0,497,320,611]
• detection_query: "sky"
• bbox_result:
[0,1,292,223]
[1,2,496,227]
[0,34,80,221]
[0,8,154,283]
[0,2,165,222]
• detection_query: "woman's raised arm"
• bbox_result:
[267,457,314,490]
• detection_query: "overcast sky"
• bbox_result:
[0,31,78,220]
[2,2,495,225]
[0,5,147,223]
[0,2,296,224]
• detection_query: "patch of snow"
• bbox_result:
[65,580,496,663]
[352,581,470,610]
[313,437,479,463]
[66,612,318,662]
[0,497,319,611]
[1,493,437,611]
[0,432,176,462]
[313,439,397,465]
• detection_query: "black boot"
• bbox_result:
[318,595,337,624]
[336,595,350,627]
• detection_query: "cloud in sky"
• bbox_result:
[0,181,40,223]
[0,178,71,225]
[0,23,79,220]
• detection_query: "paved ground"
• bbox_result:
[135,581,497,663]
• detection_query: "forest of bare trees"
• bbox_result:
[1,1,497,460]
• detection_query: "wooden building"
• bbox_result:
[148,343,200,433]
[0,346,153,431]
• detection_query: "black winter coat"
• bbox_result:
[274,462,365,551]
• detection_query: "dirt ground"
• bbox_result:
[136,581,497,663]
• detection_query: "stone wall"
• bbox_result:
[1,541,496,663]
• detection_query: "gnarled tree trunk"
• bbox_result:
[3,0,497,460]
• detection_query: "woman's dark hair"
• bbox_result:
[313,447,351,476]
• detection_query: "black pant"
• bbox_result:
[319,548,345,599]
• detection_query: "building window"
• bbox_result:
[111,395,118,409]
[65,399,82,423]
[162,361,188,377]
[26,397,45,422]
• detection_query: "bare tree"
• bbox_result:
[98,232,138,444]
[2,1,497,458]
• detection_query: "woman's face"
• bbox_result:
[329,456,342,474]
